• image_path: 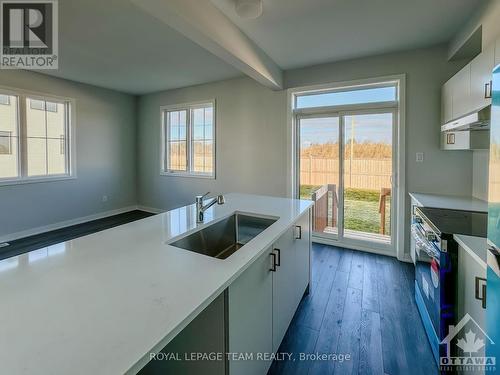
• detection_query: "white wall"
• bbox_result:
[0,70,137,237]
[137,77,287,210]
[136,45,472,257]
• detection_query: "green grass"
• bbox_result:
[300,185,391,235]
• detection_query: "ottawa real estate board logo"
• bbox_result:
[440,313,496,372]
[0,0,58,69]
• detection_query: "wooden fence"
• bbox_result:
[300,157,392,190]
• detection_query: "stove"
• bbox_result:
[412,206,487,365]
[417,207,487,238]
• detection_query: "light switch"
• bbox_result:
[416,152,424,162]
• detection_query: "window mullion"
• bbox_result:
[187,108,192,173]
[18,94,27,178]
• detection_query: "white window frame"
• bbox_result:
[286,75,406,262]
[160,99,216,179]
[0,86,76,186]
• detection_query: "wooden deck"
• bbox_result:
[268,243,436,375]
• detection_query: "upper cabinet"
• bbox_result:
[441,79,453,124]
[470,43,495,111]
[450,64,471,120]
[496,37,500,66]
[441,41,496,126]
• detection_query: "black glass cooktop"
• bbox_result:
[417,207,488,237]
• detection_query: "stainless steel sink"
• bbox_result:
[169,213,278,259]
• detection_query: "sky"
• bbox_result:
[297,86,395,147]
[296,86,396,109]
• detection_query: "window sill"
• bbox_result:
[160,171,215,180]
[0,174,77,187]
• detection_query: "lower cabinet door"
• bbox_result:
[272,227,296,352]
[228,247,273,375]
[294,211,311,307]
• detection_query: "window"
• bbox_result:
[0,94,10,105]
[30,99,58,112]
[0,89,73,184]
[161,101,215,177]
[0,131,12,154]
[295,85,397,109]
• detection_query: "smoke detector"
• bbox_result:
[235,0,263,19]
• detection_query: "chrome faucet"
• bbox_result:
[195,192,225,223]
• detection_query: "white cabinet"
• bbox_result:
[441,42,496,126]
[272,226,297,352]
[293,212,311,306]
[457,244,486,337]
[470,43,495,111]
[441,79,453,124]
[457,243,487,375]
[228,247,273,375]
[228,210,311,374]
[495,36,500,67]
[450,64,471,120]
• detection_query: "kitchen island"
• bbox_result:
[0,193,312,375]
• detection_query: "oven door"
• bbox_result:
[413,224,441,338]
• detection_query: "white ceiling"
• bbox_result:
[211,0,488,69]
[38,0,486,94]
[40,0,242,95]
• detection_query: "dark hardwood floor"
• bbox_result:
[0,210,155,260]
[268,243,437,375]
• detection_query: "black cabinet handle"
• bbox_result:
[295,225,302,239]
[485,80,493,99]
[274,248,281,266]
[475,276,487,309]
[270,252,277,272]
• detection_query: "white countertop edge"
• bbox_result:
[409,192,488,212]
[454,234,487,269]
[126,206,312,374]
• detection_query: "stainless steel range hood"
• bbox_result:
[441,105,491,132]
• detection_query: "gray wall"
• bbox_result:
[0,70,137,237]
[137,77,286,209]
[137,44,472,257]
[473,150,490,200]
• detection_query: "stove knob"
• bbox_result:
[415,216,423,224]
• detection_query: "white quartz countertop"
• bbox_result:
[409,192,488,212]
[454,234,487,269]
[0,193,312,375]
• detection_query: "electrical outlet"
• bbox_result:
[416,152,424,163]
[102,195,108,202]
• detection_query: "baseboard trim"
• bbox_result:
[0,205,141,243]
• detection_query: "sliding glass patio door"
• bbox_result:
[297,110,396,249]
[297,115,340,239]
[342,111,394,245]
